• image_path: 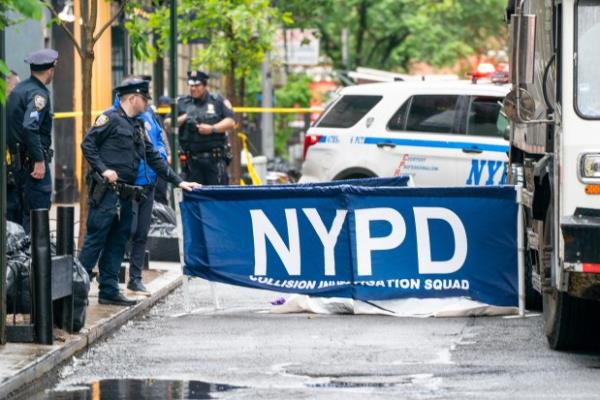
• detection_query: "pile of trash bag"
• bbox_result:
[5,221,90,333]
[6,222,32,314]
[149,201,177,237]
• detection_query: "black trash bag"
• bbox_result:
[49,240,90,333]
[6,255,32,314]
[151,202,177,226]
[148,222,177,238]
[7,221,29,255]
[72,257,90,332]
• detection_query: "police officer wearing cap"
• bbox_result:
[171,71,235,185]
[6,49,58,232]
[79,79,201,306]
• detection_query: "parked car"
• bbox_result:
[300,80,510,186]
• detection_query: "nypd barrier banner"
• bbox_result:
[181,179,518,307]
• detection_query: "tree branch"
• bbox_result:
[89,0,98,39]
[41,0,83,58]
[93,0,127,43]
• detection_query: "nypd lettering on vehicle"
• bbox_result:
[317,134,509,185]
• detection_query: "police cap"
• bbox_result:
[25,49,59,71]
[187,71,209,85]
[115,80,152,100]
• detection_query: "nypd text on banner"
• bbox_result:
[181,179,518,307]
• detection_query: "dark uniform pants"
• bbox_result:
[22,162,52,234]
[79,191,133,298]
[154,177,169,205]
[129,185,155,284]
[187,157,229,185]
[7,182,23,226]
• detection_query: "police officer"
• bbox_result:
[172,71,235,185]
[6,49,58,232]
[111,76,169,294]
[79,80,200,306]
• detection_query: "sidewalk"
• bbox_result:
[0,261,183,398]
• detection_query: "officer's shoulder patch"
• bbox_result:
[94,114,109,128]
[223,99,233,110]
[34,94,47,111]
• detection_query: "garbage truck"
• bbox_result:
[504,0,600,350]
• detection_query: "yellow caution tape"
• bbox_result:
[53,110,104,120]
[238,132,262,186]
[54,106,323,120]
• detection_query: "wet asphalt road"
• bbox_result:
[26,278,600,399]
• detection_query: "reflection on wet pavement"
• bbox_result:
[43,378,241,399]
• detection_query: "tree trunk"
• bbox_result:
[77,40,95,246]
[226,60,241,184]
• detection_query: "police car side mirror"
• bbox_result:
[503,126,510,141]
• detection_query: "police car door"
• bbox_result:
[457,95,509,186]
[384,94,463,186]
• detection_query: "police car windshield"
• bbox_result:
[576,0,600,118]
[317,95,382,128]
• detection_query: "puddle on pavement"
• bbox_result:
[42,379,241,399]
[308,381,398,388]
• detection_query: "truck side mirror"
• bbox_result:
[503,88,536,123]
[510,14,536,85]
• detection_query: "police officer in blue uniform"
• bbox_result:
[111,76,169,294]
[172,71,235,185]
[79,80,200,306]
[6,49,58,232]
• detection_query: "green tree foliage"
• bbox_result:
[0,0,43,103]
[278,0,506,71]
[127,0,292,102]
[273,74,311,157]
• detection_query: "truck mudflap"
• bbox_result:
[561,208,600,271]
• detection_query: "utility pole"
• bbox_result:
[169,0,178,206]
[260,52,274,159]
[1,27,7,345]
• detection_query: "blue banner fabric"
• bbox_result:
[181,180,518,307]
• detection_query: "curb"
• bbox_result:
[0,275,182,399]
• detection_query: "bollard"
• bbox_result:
[55,206,75,332]
[56,206,75,256]
[31,209,53,345]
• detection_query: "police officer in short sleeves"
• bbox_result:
[172,71,235,185]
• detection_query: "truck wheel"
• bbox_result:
[544,288,600,351]
[541,203,600,350]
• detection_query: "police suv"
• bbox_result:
[300,81,510,186]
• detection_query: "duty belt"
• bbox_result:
[90,171,147,204]
[188,148,225,162]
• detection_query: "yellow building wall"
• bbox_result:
[73,0,113,188]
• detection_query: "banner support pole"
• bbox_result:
[516,185,525,317]
[174,189,191,313]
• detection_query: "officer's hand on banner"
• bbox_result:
[102,169,118,183]
[31,161,45,179]
[196,123,213,135]
[179,181,202,191]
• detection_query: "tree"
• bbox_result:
[273,74,311,158]
[41,0,128,244]
[277,0,506,71]
[0,0,43,103]
[127,0,293,183]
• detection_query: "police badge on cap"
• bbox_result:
[114,80,152,100]
[25,49,59,71]
[187,71,209,85]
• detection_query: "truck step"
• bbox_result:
[527,228,539,250]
